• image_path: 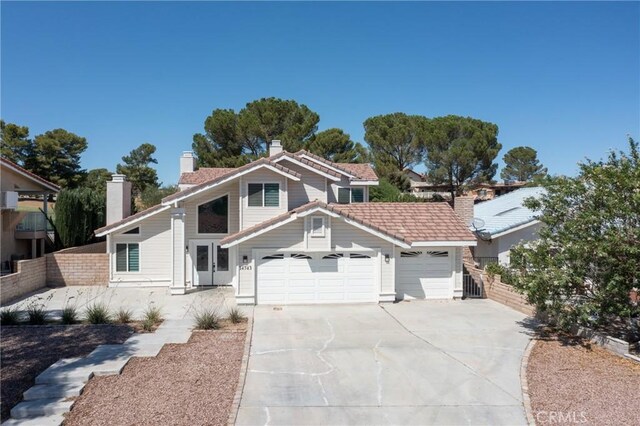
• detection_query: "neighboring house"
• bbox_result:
[468,181,528,201]
[95,141,476,305]
[1,158,59,271]
[471,187,545,266]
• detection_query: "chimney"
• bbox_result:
[269,140,283,157]
[180,151,196,174]
[454,196,474,227]
[106,174,132,225]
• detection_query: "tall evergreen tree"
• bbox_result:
[24,128,88,188]
[116,143,159,197]
[500,146,547,181]
[307,128,368,163]
[0,120,31,165]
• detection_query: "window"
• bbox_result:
[400,251,423,258]
[291,253,312,259]
[196,246,208,271]
[198,195,228,234]
[427,251,448,257]
[337,187,364,204]
[262,254,285,260]
[338,188,351,204]
[350,253,371,259]
[310,216,325,237]
[123,227,140,235]
[248,183,280,207]
[216,246,229,271]
[116,243,139,272]
[351,188,364,203]
[322,253,343,259]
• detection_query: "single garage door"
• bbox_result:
[396,250,453,299]
[256,251,378,304]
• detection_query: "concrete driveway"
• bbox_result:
[237,299,536,426]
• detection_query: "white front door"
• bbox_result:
[190,240,232,286]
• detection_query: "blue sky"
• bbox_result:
[2,1,638,185]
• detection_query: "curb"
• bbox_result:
[520,337,537,426]
[228,307,254,426]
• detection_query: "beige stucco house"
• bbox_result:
[95,141,476,305]
[1,158,59,272]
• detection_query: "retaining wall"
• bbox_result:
[0,257,47,304]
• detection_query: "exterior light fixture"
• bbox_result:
[384,254,390,263]
[242,255,249,264]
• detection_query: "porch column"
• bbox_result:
[31,239,37,259]
[170,208,187,295]
[40,239,45,257]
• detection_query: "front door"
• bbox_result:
[191,240,231,286]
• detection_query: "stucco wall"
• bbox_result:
[0,257,47,304]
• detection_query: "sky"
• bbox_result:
[2,1,639,186]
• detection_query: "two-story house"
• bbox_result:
[95,141,476,305]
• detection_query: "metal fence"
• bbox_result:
[463,274,483,298]
[15,212,52,232]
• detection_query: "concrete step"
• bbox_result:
[35,365,94,385]
[10,398,73,419]
[2,414,65,426]
[23,383,85,401]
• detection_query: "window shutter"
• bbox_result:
[338,188,351,204]
[248,184,263,207]
[128,243,140,272]
[264,183,280,207]
[116,244,127,272]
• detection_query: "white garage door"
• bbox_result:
[256,251,378,304]
[396,250,453,300]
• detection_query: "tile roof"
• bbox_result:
[0,157,60,192]
[472,187,545,236]
[270,151,343,179]
[95,204,169,236]
[163,158,302,204]
[295,150,378,181]
[220,200,475,246]
[179,168,236,185]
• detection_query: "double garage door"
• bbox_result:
[396,250,454,299]
[256,251,378,304]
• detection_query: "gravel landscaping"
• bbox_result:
[65,328,246,426]
[527,333,640,425]
[0,324,134,421]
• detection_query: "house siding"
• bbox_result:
[109,208,172,285]
[328,176,369,203]
[278,161,327,209]
[183,181,239,240]
[240,169,288,229]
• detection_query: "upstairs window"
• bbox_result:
[310,216,325,237]
[337,187,364,204]
[248,183,280,207]
[116,243,139,272]
[198,195,229,234]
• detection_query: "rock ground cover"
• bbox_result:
[527,333,640,425]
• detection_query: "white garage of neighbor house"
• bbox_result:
[95,141,477,305]
[471,187,545,266]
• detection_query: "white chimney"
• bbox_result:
[180,151,196,174]
[269,140,283,157]
[106,174,132,225]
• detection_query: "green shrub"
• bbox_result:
[0,307,21,325]
[115,308,133,324]
[85,303,111,324]
[143,305,162,324]
[194,308,220,330]
[227,307,246,324]
[484,262,504,279]
[61,306,79,324]
[141,318,155,332]
[27,303,48,325]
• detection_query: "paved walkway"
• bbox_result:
[237,299,537,426]
[3,286,239,425]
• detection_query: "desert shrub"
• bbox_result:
[115,308,133,324]
[26,303,48,325]
[142,318,155,332]
[143,305,162,324]
[61,306,79,324]
[85,303,111,324]
[227,307,246,324]
[194,307,220,330]
[0,307,21,325]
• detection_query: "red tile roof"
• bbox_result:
[295,150,378,181]
[0,157,60,192]
[179,168,236,185]
[220,200,475,246]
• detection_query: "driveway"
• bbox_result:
[237,299,535,426]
